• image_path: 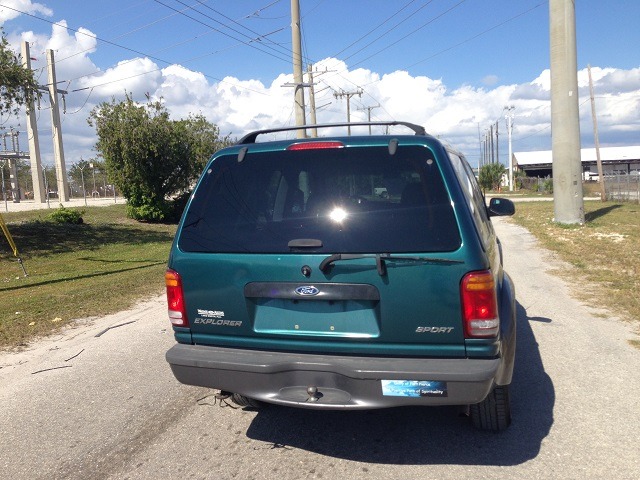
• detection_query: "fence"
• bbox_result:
[518,176,553,193]
[604,174,640,204]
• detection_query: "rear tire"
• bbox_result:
[230,393,264,409]
[470,385,512,432]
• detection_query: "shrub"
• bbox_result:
[48,205,84,224]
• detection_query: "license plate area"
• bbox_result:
[252,298,380,338]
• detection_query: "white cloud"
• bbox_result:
[4,24,639,169]
[0,0,52,25]
[79,57,162,99]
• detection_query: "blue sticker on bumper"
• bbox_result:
[381,380,448,397]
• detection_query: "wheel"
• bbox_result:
[469,385,512,432]
[230,393,264,409]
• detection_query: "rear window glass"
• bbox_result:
[178,145,461,253]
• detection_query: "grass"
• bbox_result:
[0,204,176,349]
[510,200,640,338]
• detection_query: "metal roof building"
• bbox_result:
[513,146,640,178]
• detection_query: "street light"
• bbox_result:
[89,162,97,198]
[78,160,88,206]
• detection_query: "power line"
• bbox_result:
[0,2,273,96]
[343,0,440,65]
[153,0,292,65]
[329,0,419,60]
[402,2,546,72]
[349,0,466,71]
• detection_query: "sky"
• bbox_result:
[1,0,639,169]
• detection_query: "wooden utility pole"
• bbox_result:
[307,65,318,138]
[588,65,606,201]
[291,0,306,138]
[334,89,363,135]
[550,0,584,224]
[357,104,380,134]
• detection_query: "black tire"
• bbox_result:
[230,393,264,409]
[469,385,512,432]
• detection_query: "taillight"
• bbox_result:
[461,270,499,338]
[286,141,345,150]
[165,269,188,327]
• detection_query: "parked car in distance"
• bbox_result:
[165,121,517,431]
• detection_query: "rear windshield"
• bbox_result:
[178,145,461,254]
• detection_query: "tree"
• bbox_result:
[181,113,233,172]
[0,29,39,117]
[68,158,92,197]
[88,95,229,221]
[479,163,506,192]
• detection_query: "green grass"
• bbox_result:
[510,200,640,338]
[0,204,176,348]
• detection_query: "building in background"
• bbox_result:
[514,146,640,180]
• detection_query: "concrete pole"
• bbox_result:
[505,106,515,191]
[21,41,46,203]
[549,0,584,224]
[291,0,306,138]
[588,65,606,201]
[47,49,69,201]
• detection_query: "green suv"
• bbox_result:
[165,122,516,431]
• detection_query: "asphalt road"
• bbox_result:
[1,218,639,479]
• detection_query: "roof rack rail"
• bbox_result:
[237,121,427,144]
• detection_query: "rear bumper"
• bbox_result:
[166,344,502,409]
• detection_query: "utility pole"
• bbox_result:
[47,49,69,201]
[486,131,490,165]
[550,0,584,224]
[357,104,380,134]
[334,89,363,135]
[307,65,318,137]
[504,106,515,191]
[489,124,494,164]
[588,64,606,201]
[495,120,499,167]
[477,123,483,171]
[22,41,45,203]
[290,0,306,138]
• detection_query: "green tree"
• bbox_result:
[0,29,39,117]
[479,163,506,192]
[88,95,228,221]
[181,113,233,172]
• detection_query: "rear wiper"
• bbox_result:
[319,254,387,276]
[319,253,463,276]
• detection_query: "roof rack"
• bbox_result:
[237,121,427,144]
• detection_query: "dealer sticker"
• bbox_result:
[381,380,448,397]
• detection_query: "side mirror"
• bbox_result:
[487,197,515,217]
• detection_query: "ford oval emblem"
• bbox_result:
[295,285,320,296]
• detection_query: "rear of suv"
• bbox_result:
[165,121,516,431]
